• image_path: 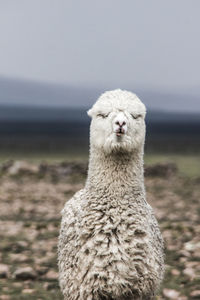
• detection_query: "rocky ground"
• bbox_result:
[0,160,199,300]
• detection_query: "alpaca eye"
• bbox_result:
[131,114,142,120]
[97,113,109,118]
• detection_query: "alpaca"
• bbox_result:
[58,89,164,300]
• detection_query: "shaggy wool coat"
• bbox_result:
[58,90,164,300]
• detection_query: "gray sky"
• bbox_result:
[0,1,200,102]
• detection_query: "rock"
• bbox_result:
[0,264,9,278]
[183,267,196,279]
[145,163,177,178]
[22,289,35,294]
[190,290,200,297]
[0,296,11,300]
[168,244,179,251]
[13,267,37,280]
[39,161,87,180]
[171,269,180,276]
[43,281,58,290]
[163,288,180,299]
[8,161,39,176]
[194,249,200,258]
[180,257,187,263]
[179,250,191,257]
[184,241,200,252]
[13,282,22,288]
[10,253,29,263]
[0,160,13,173]
[45,270,58,280]
[186,261,200,271]
[35,266,48,276]
[14,240,29,253]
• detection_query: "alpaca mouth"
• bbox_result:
[116,128,125,137]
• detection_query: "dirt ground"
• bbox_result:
[0,160,200,300]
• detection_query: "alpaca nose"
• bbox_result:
[115,121,126,127]
[114,113,128,135]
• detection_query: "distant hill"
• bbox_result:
[0,76,99,108]
[0,76,199,154]
[0,104,199,124]
[0,104,199,143]
[0,76,200,113]
[0,105,89,122]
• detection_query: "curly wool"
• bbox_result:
[58,90,164,300]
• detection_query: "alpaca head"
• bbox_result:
[87,89,146,154]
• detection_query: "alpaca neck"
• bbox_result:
[86,145,145,197]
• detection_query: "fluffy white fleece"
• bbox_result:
[58,89,164,300]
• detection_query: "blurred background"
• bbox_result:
[0,1,200,299]
[0,0,199,172]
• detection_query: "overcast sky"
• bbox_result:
[0,1,200,107]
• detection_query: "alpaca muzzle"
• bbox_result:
[114,112,127,137]
[116,127,125,136]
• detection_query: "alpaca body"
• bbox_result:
[58,90,164,299]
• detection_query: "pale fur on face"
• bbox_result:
[87,89,146,153]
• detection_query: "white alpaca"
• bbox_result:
[58,90,164,300]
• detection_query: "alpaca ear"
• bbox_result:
[87,109,93,118]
